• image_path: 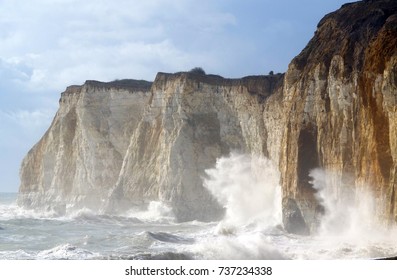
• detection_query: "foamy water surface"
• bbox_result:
[1,155,397,260]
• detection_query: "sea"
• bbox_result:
[1,154,397,260]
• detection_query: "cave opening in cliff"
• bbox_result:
[297,126,319,196]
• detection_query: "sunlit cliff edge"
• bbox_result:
[18,0,397,233]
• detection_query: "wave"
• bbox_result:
[0,203,60,221]
[146,231,195,244]
[204,153,282,233]
[191,229,289,259]
[122,201,175,223]
[0,244,99,260]
[101,252,192,260]
[63,208,143,224]
[0,249,33,260]
[0,196,174,225]
[37,244,99,260]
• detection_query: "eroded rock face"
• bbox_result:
[18,0,397,230]
[279,0,397,232]
[106,73,283,221]
[18,80,152,213]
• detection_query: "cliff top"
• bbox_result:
[85,79,153,91]
[293,0,397,75]
[156,71,283,84]
[154,71,284,102]
[60,73,284,103]
[62,79,153,95]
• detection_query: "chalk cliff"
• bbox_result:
[106,73,283,221]
[18,0,397,231]
[18,80,152,212]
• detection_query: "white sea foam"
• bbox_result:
[36,244,99,260]
[124,201,175,223]
[64,207,98,220]
[0,202,59,220]
[204,153,282,234]
[192,231,287,259]
[0,249,33,260]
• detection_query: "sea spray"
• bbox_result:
[189,153,286,259]
[310,168,377,237]
[124,201,175,223]
[309,168,397,254]
[192,159,397,259]
[192,154,287,259]
[203,153,282,233]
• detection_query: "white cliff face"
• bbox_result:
[107,73,283,221]
[18,74,282,221]
[18,81,152,213]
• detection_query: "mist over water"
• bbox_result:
[1,154,397,259]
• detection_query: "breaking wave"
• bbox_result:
[204,153,282,234]
[123,201,175,223]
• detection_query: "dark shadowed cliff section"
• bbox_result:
[18,0,397,231]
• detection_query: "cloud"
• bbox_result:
[0,58,32,86]
[0,109,55,130]
[0,0,241,92]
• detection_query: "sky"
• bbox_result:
[0,0,349,192]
